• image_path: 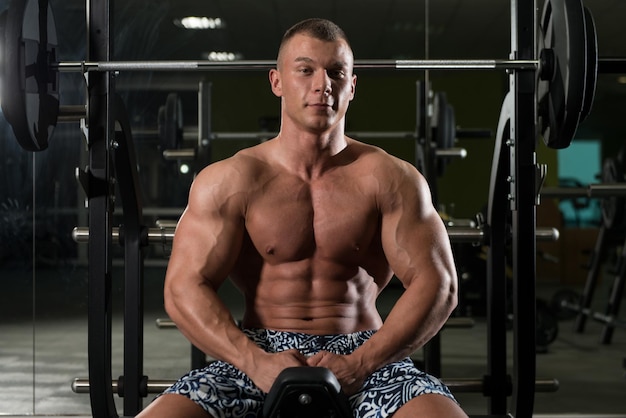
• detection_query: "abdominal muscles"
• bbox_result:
[231,256,385,334]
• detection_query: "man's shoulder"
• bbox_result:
[195,142,273,184]
[349,139,416,173]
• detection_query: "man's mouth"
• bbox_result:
[308,102,331,108]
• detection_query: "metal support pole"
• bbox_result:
[574,225,608,333]
[510,0,537,416]
[113,94,146,416]
[86,0,117,416]
[487,90,514,414]
[600,235,626,344]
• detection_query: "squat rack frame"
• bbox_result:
[80,0,539,417]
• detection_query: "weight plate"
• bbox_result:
[158,93,183,153]
[601,157,626,230]
[445,103,456,150]
[1,0,59,151]
[550,288,581,320]
[415,142,426,175]
[437,103,456,177]
[536,299,559,347]
[580,6,598,122]
[433,92,449,150]
[537,0,587,149]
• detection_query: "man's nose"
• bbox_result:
[314,71,332,95]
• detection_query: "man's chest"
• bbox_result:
[244,176,380,262]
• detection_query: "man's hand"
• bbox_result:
[306,351,366,395]
[247,349,308,393]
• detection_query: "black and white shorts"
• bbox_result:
[160,328,457,418]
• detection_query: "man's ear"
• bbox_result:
[269,68,282,97]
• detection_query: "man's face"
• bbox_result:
[270,33,357,134]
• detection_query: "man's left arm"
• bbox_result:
[307,158,457,393]
[316,159,457,393]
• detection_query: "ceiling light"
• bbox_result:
[174,16,225,30]
[618,76,626,84]
[203,51,242,62]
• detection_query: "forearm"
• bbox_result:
[165,279,266,374]
[351,275,457,373]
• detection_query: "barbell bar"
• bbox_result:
[50,57,626,73]
[50,55,626,73]
[50,55,626,74]
[71,226,174,244]
[446,226,560,244]
[155,316,476,330]
[162,146,467,162]
[58,105,87,123]
[72,378,172,395]
[135,128,487,143]
[541,184,626,198]
[70,376,559,395]
[52,59,540,73]
[71,225,559,245]
[155,219,178,229]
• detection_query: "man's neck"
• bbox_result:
[275,126,348,180]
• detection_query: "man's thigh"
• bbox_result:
[350,358,460,418]
[137,393,211,418]
[393,393,468,418]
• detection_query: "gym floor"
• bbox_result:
[1,266,625,418]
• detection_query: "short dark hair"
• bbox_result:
[277,18,352,62]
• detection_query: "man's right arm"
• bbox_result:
[164,161,259,369]
[163,160,307,392]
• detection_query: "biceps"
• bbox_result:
[381,208,450,286]
[168,210,244,288]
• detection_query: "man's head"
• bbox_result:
[270,18,357,135]
[277,18,353,69]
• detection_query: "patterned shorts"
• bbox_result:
[160,328,457,418]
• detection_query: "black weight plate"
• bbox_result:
[550,288,581,320]
[537,0,587,149]
[158,93,183,152]
[415,141,426,175]
[536,299,559,347]
[2,0,59,151]
[433,92,448,150]
[580,6,598,122]
[415,81,427,141]
[442,102,456,151]
[437,103,456,177]
[601,157,626,230]
[157,104,166,150]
